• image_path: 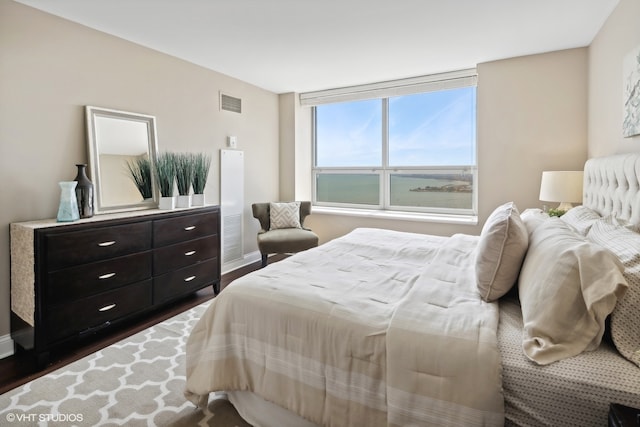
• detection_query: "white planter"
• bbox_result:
[176,194,191,208]
[158,196,175,210]
[192,193,205,206]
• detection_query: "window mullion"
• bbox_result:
[382,98,389,209]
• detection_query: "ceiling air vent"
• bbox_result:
[220,93,242,113]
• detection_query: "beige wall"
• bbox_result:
[0,1,279,339]
[279,93,313,202]
[588,0,640,156]
[293,48,589,243]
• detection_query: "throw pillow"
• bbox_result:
[519,219,627,365]
[475,202,529,302]
[587,219,640,367]
[270,201,302,230]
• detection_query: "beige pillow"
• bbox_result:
[269,201,301,230]
[519,219,627,365]
[475,202,528,302]
[587,219,640,367]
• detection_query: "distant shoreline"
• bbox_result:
[409,183,472,193]
[398,173,473,193]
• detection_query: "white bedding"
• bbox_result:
[185,228,504,426]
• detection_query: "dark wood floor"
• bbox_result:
[0,255,285,395]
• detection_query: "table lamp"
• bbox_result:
[539,171,584,211]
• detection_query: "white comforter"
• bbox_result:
[185,228,503,426]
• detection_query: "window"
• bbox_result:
[306,70,477,216]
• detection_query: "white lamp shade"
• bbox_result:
[539,171,584,209]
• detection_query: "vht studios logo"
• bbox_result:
[6,412,84,423]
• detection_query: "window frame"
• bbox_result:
[307,70,478,217]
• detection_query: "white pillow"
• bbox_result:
[269,202,301,230]
[520,208,549,237]
[587,219,640,367]
[560,206,601,235]
[519,219,627,365]
[475,202,528,302]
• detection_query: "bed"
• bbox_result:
[184,153,640,426]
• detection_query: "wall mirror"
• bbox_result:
[85,106,159,214]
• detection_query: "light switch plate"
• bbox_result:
[227,136,237,148]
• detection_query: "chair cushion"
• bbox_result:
[257,228,319,254]
[270,202,301,230]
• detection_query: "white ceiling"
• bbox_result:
[16,0,619,94]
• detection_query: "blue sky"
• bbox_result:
[316,87,476,168]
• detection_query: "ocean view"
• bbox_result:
[316,174,473,209]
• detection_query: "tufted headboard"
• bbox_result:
[583,153,640,224]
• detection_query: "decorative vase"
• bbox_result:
[57,181,80,222]
[192,193,205,206]
[176,194,191,208]
[74,164,94,218]
[159,196,175,210]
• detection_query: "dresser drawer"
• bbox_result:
[47,251,152,303]
[44,222,152,271]
[153,235,219,276]
[153,258,218,303]
[46,279,152,344]
[153,211,218,247]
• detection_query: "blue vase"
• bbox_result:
[57,181,80,222]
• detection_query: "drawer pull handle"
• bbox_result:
[99,303,116,312]
[98,241,116,247]
[184,226,196,231]
[185,250,196,256]
[98,272,116,280]
[184,275,196,282]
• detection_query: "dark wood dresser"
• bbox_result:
[10,206,220,368]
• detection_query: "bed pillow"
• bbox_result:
[518,219,627,365]
[520,208,549,237]
[587,219,640,367]
[269,202,301,230]
[560,206,601,235]
[598,214,640,231]
[475,202,528,302]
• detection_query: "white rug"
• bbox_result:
[0,301,251,426]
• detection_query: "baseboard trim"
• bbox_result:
[222,251,262,275]
[0,334,14,359]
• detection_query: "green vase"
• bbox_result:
[57,181,80,222]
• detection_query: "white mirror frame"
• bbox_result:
[85,106,159,214]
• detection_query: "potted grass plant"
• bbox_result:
[126,157,153,201]
[155,152,176,210]
[191,152,211,206]
[175,152,194,208]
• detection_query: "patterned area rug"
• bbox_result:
[0,301,251,426]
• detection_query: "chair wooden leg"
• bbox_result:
[261,253,268,268]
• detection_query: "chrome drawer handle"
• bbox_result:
[184,250,196,256]
[184,226,196,231]
[99,303,116,312]
[98,241,116,247]
[184,275,196,282]
[98,272,116,280]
